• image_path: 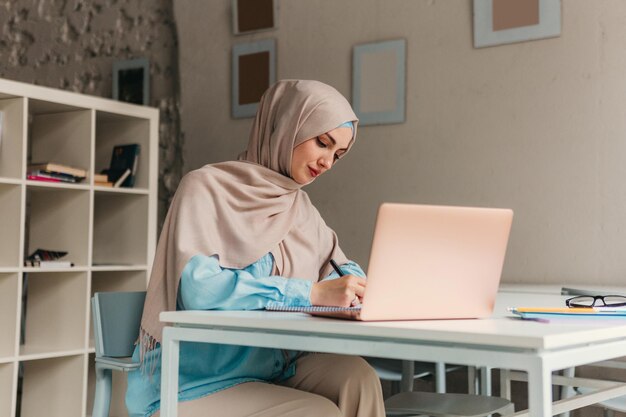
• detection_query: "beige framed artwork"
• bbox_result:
[473,0,561,48]
[352,39,406,126]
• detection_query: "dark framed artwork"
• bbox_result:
[473,0,561,48]
[232,0,278,35]
[232,39,276,118]
[112,58,150,105]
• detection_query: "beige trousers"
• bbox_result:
[152,353,385,417]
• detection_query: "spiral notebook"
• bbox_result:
[267,304,363,319]
[266,203,513,321]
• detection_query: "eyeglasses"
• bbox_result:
[566,295,626,308]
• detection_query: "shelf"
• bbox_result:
[0,178,22,185]
[25,180,90,191]
[23,266,89,273]
[20,355,85,417]
[91,264,148,272]
[0,184,22,268]
[18,347,87,361]
[21,272,88,354]
[0,362,16,417]
[95,111,151,190]
[25,187,90,267]
[93,193,149,265]
[0,97,26,179]
[0,77,157,417]
[0,273,19,359]
[94,185,149,195]
[28,102,91,183]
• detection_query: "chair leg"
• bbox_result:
[400,361,415,392]
[93,364,113,417]
[435,362,446,394]
[390,380,400,396]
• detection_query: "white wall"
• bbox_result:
[174,0,626,285]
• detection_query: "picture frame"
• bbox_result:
[352,39,406,126]
[232,39,276,119]
[112,58,150,105]
[473,0,561,48]
[232,0,278,35]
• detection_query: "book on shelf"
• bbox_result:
[113,168,131,188]
[27,170,81,183]
[95,181,113,187]
[27,162,87,180]
[27,174,61,183]
[24,248,73,268]
[24,260,75,268]
[102,144,140,188]
[94,173,108,183]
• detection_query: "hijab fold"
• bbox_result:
[139,80,358,362]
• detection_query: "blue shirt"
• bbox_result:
[125,253,365,417]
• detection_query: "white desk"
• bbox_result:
[160,291,626,417]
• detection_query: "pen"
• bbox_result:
[330,259,361,306]
[329,258,344,276]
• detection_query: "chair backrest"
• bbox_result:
[92,291,146,358]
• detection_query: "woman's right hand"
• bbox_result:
[310,275,366,307]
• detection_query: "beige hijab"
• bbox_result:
[139,80,359,353]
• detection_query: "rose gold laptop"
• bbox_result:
[308,203,513,321]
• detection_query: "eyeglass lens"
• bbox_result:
[567,295,626,307]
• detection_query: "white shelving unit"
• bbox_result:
[0,78,158,417]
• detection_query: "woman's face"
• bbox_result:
[290,126,353,184]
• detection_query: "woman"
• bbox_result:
[126,80,385,417]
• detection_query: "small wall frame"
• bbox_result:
[352,39,406,126]
[112,58,150,105]
[473,0,561,48]
[232,0,278,35]
[232,39,276,119]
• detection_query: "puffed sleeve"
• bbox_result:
[178,253,313,310]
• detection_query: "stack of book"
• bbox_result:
[24,248,74,268]
[27,162,87,183]
[94,173,112,187]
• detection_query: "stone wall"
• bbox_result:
[0,0,183,229]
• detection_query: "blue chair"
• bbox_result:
[91,291,146,417]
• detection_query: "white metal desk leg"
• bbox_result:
[435,362,446,393]
[528,361,552,417]
[468,366,477,395]
[480,367,492,396]
[500,369,512,400]
[558,367,575,417]
[161,327,180,417]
